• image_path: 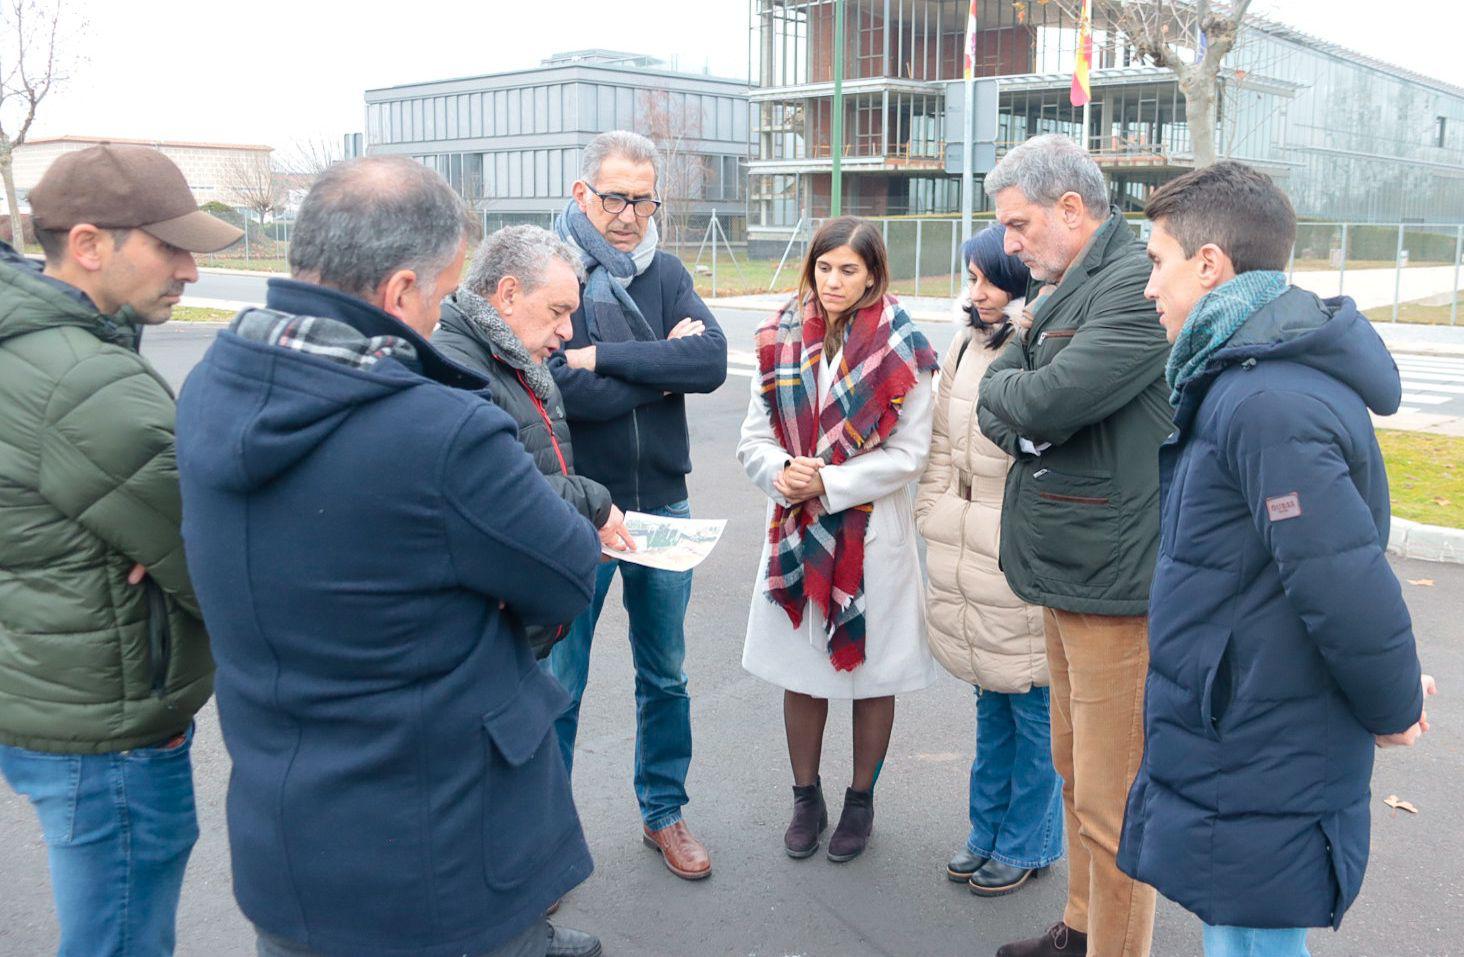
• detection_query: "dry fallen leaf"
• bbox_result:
[1407,579,1435,587]
[1434,497,1452,507]
[1384,794,1419,814]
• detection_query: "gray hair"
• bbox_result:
[463,224,585,298]
[983,133,1109,217]
[580,130,662,188]
[289,156,470,300]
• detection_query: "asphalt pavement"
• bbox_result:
[1,315,1459,957]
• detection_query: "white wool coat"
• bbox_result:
[738,356,938,700]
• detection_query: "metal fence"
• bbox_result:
[195,213,1464,324]
[749,218,1464,324]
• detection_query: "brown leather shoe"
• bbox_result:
[995,922,1088,957]
[642,821,712,880]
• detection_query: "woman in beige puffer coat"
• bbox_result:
[915,225,1064,898]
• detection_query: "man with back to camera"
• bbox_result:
[176,156,605,957]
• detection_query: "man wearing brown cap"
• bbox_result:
[0,143,240,956]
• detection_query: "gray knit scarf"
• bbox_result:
[451,286,556,399]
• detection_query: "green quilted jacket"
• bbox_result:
[0,245,213,753]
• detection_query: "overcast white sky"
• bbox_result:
[23,0,1464,158]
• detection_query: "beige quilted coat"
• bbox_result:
[915,321,1049,693]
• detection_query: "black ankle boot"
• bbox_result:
[784,777,827,858]
[826,787,874,863]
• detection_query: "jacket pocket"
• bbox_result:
[1023,469,1119,587]
[481,666,579,890]
[1199,628,1234,741]
[143,579,173,703]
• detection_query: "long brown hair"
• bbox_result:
[798,216,889,356]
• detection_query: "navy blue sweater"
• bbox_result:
[549,250,728,511]
[1118,289,1424,930]
[176,279,600,957]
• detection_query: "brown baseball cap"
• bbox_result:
[29,143,244,253]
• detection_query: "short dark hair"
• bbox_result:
[799,216,889,318]
[289,156,470,300]
[35,226,132,264]
[1143,161,1295,273]
[962,224,1029,350]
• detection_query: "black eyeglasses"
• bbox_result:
[586,183,661,218]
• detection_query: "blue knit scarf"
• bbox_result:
[553,199,658,344]
[1166,270,1288,404]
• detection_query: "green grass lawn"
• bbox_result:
[1377,429,1464,528]
[1365,294,1463,326]
[170,306,236,323]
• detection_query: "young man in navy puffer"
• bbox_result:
[1118,161,1437,957]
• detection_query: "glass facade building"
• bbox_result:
[745,0,1464,250]
[363,50,751,241]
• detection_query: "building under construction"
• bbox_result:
[745,0,1464,253]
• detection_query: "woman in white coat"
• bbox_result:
[738,216,939,864]
[915,224,1063,899]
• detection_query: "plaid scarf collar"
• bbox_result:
[755,293,938,671]
[232,307,417,370]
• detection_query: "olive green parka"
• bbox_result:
[0,244,212,753]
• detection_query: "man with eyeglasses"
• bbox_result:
[549,130,728,882]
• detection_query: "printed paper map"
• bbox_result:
[603,512,728,572]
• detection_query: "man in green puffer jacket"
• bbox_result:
[976,135,1172,957]
[0,144,239,956]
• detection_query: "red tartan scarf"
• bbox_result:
[755,293,937,671]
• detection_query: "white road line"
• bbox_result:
[1398,380,1464,395]
[1400,394,1453,405]
[1393,407,1422,415]
[1387,377,1464,389]
[1394,360,1464,371]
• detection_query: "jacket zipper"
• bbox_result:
[631,408,642,510]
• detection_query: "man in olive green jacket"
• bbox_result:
[977,135,1171,957]
[0,144,238,956]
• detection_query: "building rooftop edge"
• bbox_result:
[24,134,275,152]
[365,60,747,96]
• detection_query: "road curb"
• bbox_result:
[199,265,288,278]
[1388,517,1464,564]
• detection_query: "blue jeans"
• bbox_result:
[1203,924,1311,957]
[967,686,1065,869]
[545,499,694,830]
[0,726,199,957]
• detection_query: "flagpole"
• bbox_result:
[1073,0,1094,152]
[960,0,977,247]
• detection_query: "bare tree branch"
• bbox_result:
[0,0,72,248]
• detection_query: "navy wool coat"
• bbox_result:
[1118,288,1424,930]
[176,279,601,957]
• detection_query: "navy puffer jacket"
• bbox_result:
[1118,288,1424,930]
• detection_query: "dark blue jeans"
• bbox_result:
[0,726,199,957]
[545,499,694,830]
[967,686,1065,869]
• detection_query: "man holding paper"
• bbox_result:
[546,131,728,881]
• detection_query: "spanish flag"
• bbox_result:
[963,0,979,80]
[1070,0,1093,106]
